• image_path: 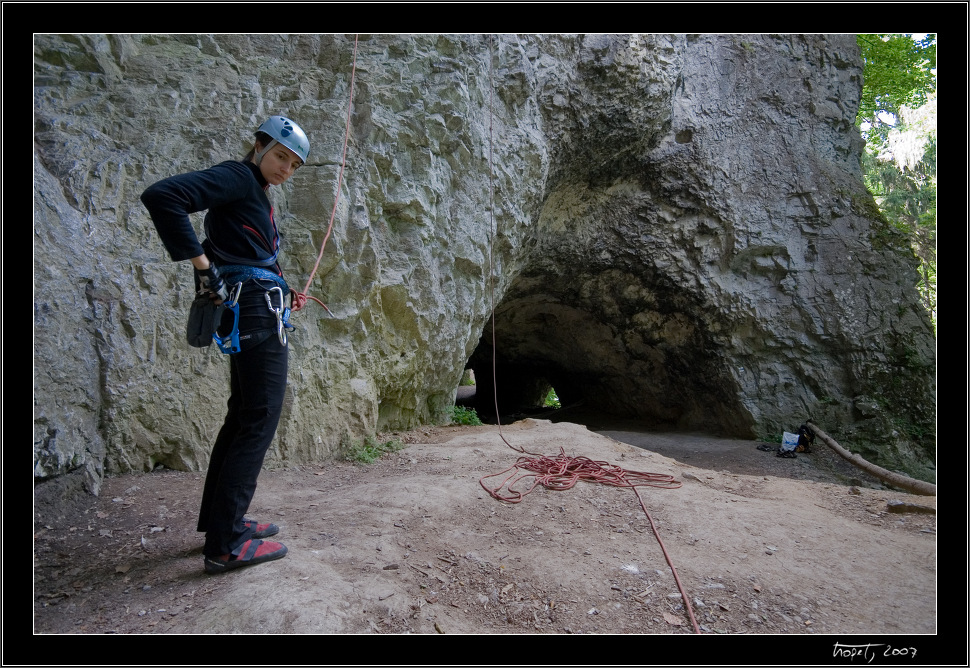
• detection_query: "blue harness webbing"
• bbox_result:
[217,264,289,294]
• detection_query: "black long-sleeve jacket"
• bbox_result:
[140,160,282,276]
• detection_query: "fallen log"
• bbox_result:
[805,421,936,497]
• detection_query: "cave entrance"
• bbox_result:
[461,285,752,435]
[455,360,564,422]
[458,354,568,423]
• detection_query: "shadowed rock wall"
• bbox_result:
[33,34,936,496]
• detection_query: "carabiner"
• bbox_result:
[226,281,243,307]
[264,286,291,346]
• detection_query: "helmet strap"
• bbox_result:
[253,138,279,166]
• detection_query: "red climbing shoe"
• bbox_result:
[204,539,288,574]
[243,518,280,539]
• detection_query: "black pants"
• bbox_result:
[197,283,288,557]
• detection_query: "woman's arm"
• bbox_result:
[190,255,211,270]
[140,161,252,262]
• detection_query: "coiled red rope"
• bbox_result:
[478,447,699,633]
[480,448,682,500]
[291,35,359,315]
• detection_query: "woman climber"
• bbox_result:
[141,116,310,574]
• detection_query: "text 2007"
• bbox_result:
[832,643,917,663]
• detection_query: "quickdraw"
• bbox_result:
[264,286,295,346]
[213,282,244,354]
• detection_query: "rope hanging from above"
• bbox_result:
[291,34,359,316]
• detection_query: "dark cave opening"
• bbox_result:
[462,333,678,430]
[459,291,753,436]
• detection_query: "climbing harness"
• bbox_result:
[218,264,289,294]
[213,282,243,354]
[211,270,294,354]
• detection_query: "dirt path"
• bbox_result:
[34,419,938,645]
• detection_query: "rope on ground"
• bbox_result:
[478,448,700,634]
[480,449,682,501]
[291,34,359,315]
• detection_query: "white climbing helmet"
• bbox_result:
[254,116,310,164]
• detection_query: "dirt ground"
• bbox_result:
[33,417,939,644]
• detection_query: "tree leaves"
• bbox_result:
[856,35,937,329]
[857,34,936,132]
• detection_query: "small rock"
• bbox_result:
[886,500,935,515]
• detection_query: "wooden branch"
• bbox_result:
[805,421,936,497]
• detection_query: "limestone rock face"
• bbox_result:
[33,34,936,495]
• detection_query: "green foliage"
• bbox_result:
[543,388,561,409]
[856,34,936,139]
[344,436,405,464]
[449,405,483,426]
[857,34,937,331]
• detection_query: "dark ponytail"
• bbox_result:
[243,131,275,162]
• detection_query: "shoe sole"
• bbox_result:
[204,543,288,574]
